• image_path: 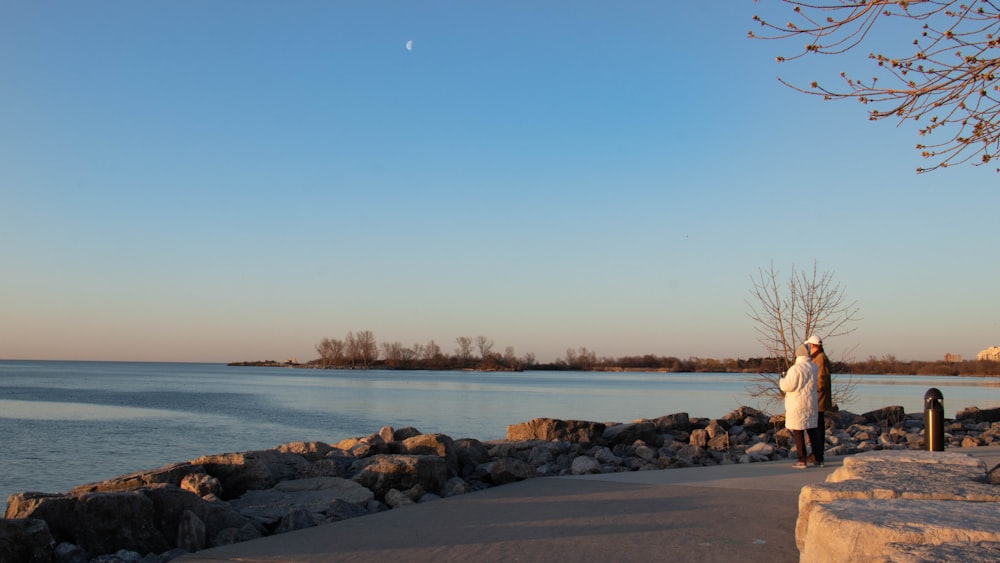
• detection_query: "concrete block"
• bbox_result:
[801,498,1000,562]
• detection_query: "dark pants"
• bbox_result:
[793,413,826,464]
[792,429,807,463]
[807,411,826,463]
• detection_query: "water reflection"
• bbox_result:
[0,400,178,420]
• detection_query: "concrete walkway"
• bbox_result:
[177,447,1000,563]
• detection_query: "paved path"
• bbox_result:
[178,447,1000,563]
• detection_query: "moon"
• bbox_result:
[405,40,413,51]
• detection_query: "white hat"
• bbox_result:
[806,335,822,346]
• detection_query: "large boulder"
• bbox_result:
[8,490,170,556]
[69,462,204,495]
[957,407,1000,424]
[399,434,458,470]
[505,418,606,444]
[0,518,54,563]
[796,450,1000,559]
[453,438,491,477]
[602,421,661,447]
[484,457,537,485]
[274,441,334,461]
[570,456,601,475]
[720,406,770,433]
[180,473,222,498]
[189,450,310,499]
[651,412,691,433]
[5,483,262,558]
[334,434,387,458]
[350,455,449,501]
[861,406,906,425]
[229,477,373,529]
[140,483,262,549]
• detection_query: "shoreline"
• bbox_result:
[5,404,1000,561]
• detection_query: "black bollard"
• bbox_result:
[924,388,944,452]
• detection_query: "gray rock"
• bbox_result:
[505,418,606,444]
[400,434,458,470]
[6,490,169,556]
[274,441,333,462]
[602,421,661,447]
[140,483,260,549]
[179,474,221,499]
[142,548,189,563]
[91,549,143,563]
[384,489,415,509]
[0,518,54,563]
[862,405,907,425]
[745,442,774,461]
[210,522,263,547]
[883,540,1000,563]
[323,499,370,522]
[350,454,448,500]
[393,427,423,441]
[176,510,205,552]
[453,438,490,478]
[274,508,317,533]
[956,407,1000,424]
[486,457,536,485]
[377,426,396,445]
[441,477,470,498]
[570,456,601,475]
[651,412,691,433]
[69,463,204,495]
[689,428,708,448]
[334,434,387,459]
[53,541,87,563]
[189,450,309,499]
[229,477,373,526]
[634,444,657,462]
[802,498,1000,562]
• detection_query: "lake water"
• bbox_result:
[2,360,998,507]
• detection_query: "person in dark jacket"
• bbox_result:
[806,335,834,467]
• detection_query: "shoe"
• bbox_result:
[813,461,825,468]
[792,461,808,469]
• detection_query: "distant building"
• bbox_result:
[944,353,962,362]
[976,346,1000,362]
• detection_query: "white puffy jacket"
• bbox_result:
[780,353,819,430]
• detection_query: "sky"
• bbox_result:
[1,2,998,364]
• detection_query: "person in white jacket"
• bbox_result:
[780,343,819,468]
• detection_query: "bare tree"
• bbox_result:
[315,337,345,367]
[503,346,519,370]
[750,1,1000,172]
[475,335,494,360]
[746,261,861,409]
[423,339,441,361]
[564,348,577,367]
[345,332,358,369]
[315,338,335,367]
[355,330,378,369]
[577,347,597,370]
[522,351,537,367]
[455,336,474,362]
[410,342,424,361]
[381,341,403,364]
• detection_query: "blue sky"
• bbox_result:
[2,2,997,363]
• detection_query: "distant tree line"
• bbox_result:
[299,331,1000,376]
[313,332,536,371]
[843,356,1000,377]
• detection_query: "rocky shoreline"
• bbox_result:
[3,404,1000,563]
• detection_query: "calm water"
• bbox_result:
[1,360,998,506]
